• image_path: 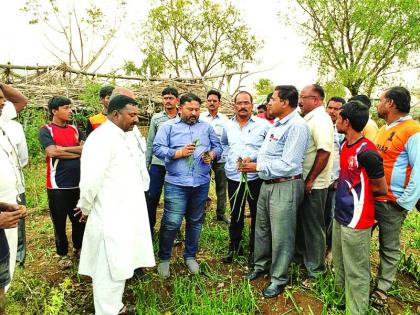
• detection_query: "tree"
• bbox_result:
[22,0,127,71]
[253,78,274,96]
[126,0,259,91]
[288,0,420,96]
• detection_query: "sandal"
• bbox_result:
[118,304,136,315]
[58,255,73,269]
[302,278,314,290]
[370,288,388,307]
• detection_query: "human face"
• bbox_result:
[180,100,200,124]
[326,100,343,123]
[267,90,286,118]
[206,94,220,113]
[335,111,348,134]
[377,91,391,119]
[162,94,179,111]
[234,92,253,119]
[53,104,73,122]
[101,95,111,109]
[258,107,266,114]
[0,89,5,116]
[299,86,321,115]
[114,104,139,132]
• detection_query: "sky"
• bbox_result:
[1,0,321,93]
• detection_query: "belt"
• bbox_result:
[263,174,302,184]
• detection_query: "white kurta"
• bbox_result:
[78,120,155,281]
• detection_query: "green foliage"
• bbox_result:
[127,0,259,79]
[17,107,48,164]
[44,278,72,315]
[289,0,420,96]
[253,78,274,96]
[321,80,347,100]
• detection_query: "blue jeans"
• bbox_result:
[147,164,166,234]
[159,182,209,261]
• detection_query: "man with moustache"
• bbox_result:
[199,89,230,224]
[146,87,179,235]
[296,84,334,287]
[371,87,420,307]
[324,96,346,260]
[221,91,271,265]
[243,85,309,298]
[153,93,222,278]
[77,95,155,315]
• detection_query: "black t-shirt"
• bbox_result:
[357,149,384,179]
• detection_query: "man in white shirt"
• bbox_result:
[199,89,230,224]
[295,84,334,288]
[77,95,155,315]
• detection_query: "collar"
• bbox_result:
[303,105,325,122]
[274,109,298,126]
[105,119,126,137]
[386,115,412,129]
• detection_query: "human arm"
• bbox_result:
[305,150,331,193]
[0,203,27,229]
[0,83,28,113]
[146,116,158,167]
[207,125,222,161]
[396,133,420,210]
[39,127,82,159]
[357,149,387,196]
[16,123,28,167]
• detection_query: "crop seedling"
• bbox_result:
[230,157,253,221]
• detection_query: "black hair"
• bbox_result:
[266,92,273,103]
[99,86,115,99]
[48,96,71,114]
[179,93,201,106]
[339,101,369,132]
[257,104,267,110]
[162,87,179,98]
[327,96,346,106]
[348,95,371,108]
[207,89,221,101]
[275,85,299,108]
[385,86,411,113]
[311,84,325,100]
[234,91,253,104]
[107,95,138,114]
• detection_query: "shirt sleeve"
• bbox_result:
[16,124,28,167]
[153,123,176,161]
[396,132,420,211]
[146,116,157,167]
[357,149,384,179]
[208,125,222,160]
[312,115,334,152]
[38,126,54,149]
[78,128,87,142]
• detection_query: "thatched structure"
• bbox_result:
[0,63,236,123]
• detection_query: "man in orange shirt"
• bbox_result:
[371,87,420,308]
[86,86,114,136]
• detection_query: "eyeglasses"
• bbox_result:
[299,95,318,100]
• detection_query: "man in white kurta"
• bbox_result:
[77,95,155,315]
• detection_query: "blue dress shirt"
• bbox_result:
[257,110,310,180]
[221,115,271,181]
[153,116,222,187]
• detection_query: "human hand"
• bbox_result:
[0,211,22,229]
[202,151,215,164]
[239,162,257,173]
[180,144,196,157]
[74,207,88,223]
[305,179,314,194]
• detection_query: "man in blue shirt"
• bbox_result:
[242,85,310,298]
[153,93,222,278]
[221,91,271,265]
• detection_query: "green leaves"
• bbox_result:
[290,0,420,95]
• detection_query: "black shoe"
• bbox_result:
[216,214,230,224]
[262,282,285,298]
[133,268,152,281]
[222,248,243,264]
[245,269,266,281]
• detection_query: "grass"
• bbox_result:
[6,163,420,314]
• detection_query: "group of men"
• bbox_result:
[0,81,418,315]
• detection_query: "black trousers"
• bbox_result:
[47,188,85,256]
[227,178,262,253]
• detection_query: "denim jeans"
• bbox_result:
[147,164,166,234]
[324,183,336,251]
[159,181,210,261]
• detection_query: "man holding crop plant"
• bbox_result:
[220,91,271,265]
[153,93,222,278]
[241,85,309,298]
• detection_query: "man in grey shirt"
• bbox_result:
[146,87,179,235]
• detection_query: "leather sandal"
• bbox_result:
[370,288,388,307]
